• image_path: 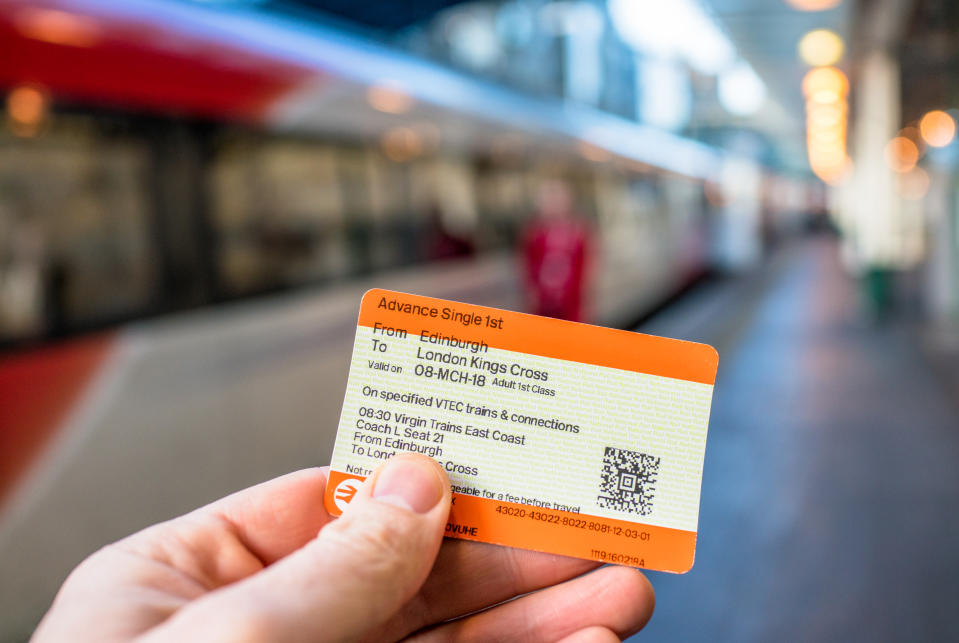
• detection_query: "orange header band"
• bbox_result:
[358,289,718,385]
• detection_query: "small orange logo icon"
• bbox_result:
[333,478,361,512]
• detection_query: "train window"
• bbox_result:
[476,167,528,218]
[662,174,702,226]
[410,158,479,250]
[335,147,376,274]
[365,153,415,270]
[366,153,410,223]
[209,135,348,295]
[594,174,629,229]
[475,163,534,246]
[0,119,154,341]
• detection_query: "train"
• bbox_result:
[0,0,819,509]
[0,0,819,349]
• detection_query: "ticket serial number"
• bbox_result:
[494,504,652,540]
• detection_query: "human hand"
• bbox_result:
[33,454,654,642]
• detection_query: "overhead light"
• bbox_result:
[445,9,501,70]
[718,60,767,116]
[608,0,736,75]
[919,110,956,148]
[810,89,843,105]
[786,0,842,11]
[14,7,101,48]
[638,57,693,130]
[798,29,844,67]
[802,66,848,100]
[808,124,844,142]
[803,67,849,183]
[6,85,49,137]
[808,151,849,184]
[884,137,919,173]
[366,83,414,114]
[898,126,923,146]
[7,86,47,124]
[677,2,736,75]
[807,102,845,127]
[608,0,682,59]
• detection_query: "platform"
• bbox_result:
[633,237,959,641]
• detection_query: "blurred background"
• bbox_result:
[1,0,958,640]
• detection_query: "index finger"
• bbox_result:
[203,467,333,565]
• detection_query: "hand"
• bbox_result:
[33,454,654,642]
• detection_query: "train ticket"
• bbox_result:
[325,289,718,573]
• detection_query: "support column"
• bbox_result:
[846,49,903,270]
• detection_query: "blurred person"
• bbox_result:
[863,265,895,322]
[521,181,593,322]
[33,453,654,642]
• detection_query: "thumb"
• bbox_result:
[151,454,451,642]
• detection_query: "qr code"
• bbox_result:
[597,447,660,515]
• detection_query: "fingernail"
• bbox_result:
[372,457,444,513]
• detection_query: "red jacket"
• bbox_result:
[521,217,591,322]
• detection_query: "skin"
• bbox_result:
[33,454,654,642]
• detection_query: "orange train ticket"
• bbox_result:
[324,289,718,573]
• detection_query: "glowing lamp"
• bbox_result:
[884,137,919,173]
[798,29,844,67]
[786,0,842,11]
[367,84,413,115]
[802,67,848,99]
[919,110,956,148]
